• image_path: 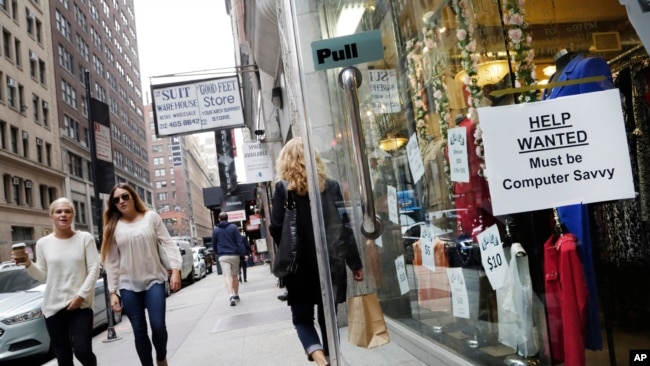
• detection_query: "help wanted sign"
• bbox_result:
[479,89,635,215]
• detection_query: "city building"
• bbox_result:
[0,1,65,257]
[1,0,151,261]
[144,104,214,242]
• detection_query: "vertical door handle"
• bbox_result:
[338,66,383,239]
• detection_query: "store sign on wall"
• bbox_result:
[479,89,635,216]
[311,30,384,71]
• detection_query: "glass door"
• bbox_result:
[284,0,650,365]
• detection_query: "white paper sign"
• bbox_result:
[420,224,435,271]
[242,142,274,183]
[368,69,401,113]
[406,133,425,184]
[477,224,508,290]
[395,255,410,295]
[447,267,470,319]
[152,76,244,136]
[387,185,398,224]
[448,126,470,183]
[94,122,113,162]
[479,89,635,215]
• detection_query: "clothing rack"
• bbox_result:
[607,44,646,66]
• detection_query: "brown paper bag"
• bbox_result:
[347,292,390,348]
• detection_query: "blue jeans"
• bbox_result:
[44,308,96,366]
[120,283,167,366]
[291,303,328,359]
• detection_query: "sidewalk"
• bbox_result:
[45,264,426,366]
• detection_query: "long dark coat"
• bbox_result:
[269,179,362,306]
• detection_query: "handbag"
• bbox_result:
[272,185,300,278]
[347,292,390,348]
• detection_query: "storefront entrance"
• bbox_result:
[279,1,650,365]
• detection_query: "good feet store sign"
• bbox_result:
[479,89,635,215]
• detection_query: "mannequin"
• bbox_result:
[542,48,612,354]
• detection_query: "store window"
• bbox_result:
[332,0,650,365]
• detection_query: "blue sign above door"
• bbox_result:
[311,30,384,71]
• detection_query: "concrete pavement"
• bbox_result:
[44,263,427,366]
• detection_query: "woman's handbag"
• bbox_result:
[347,292,390,348]
[272,186,300,278]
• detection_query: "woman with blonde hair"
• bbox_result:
[101,183,182,366]
[269,137,363,366]
[19,197,100,366]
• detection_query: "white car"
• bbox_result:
[0,267,121,362]
[192,252,206,280]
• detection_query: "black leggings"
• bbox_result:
[44,307,97,366]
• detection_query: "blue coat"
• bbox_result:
[212,221,243,257]
[543,53,611,351]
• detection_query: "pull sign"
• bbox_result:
[311,30,384,71]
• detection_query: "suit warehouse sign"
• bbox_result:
[479,89,635,215]
[152,76,244,137]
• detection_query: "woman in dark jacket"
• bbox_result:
[270,137,363,366]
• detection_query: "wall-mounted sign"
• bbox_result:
[311,30,384,71]
[479,89,635,215]
[242,142,274,183]
[151,76,244,137]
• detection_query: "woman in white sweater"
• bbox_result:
[22,197,100,366]
[101,183,182,366]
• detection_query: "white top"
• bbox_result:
[26,231,100,318]
[496,243,539,357]
[104,211,182,293]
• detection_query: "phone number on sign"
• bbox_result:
[158,119,201,129]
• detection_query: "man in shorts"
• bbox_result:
[211,212,243,306]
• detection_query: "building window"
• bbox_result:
[38,60,46,84]
[74,200,86,224]
[68,152,83,178]
[11,176,20,204]
[157,192,168,201]
[153,157,164,165]
[45,143,52,166]
[61,80,77,108]
[22,131,28,158]
[3,29,11,60]
[32,94,39,121]
[155,181,167,189]
[36,141,43,163]
[24,180,33,207]
[58,44,74,74]
[10,126,18,153]
[64,114,80,141]
[154,168,165,177]
[55,10,71,41]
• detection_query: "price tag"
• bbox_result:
[477,224,508,290]
[395,255,410,295]
[387,185,398,224]
[447,267,470,319]
[420,224,435,271]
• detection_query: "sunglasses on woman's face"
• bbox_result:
[112,193,131,205]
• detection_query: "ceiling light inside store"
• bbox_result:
[336,4,365,36]
[379,134,408,152]
[543,65,556,76]
[455,60,511,87]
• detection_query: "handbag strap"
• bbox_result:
[281,180,296,209]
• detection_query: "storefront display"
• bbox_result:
[261,0,650,364]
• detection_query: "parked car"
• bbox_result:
[174,239,194,284]
[193,246,214,274]
[0,267,121,362]
[192,252,206,280]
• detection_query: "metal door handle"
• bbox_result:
[338,66,383,239]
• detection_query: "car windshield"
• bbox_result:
[0,269,41,293]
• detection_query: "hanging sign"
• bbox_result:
[242,142,274,183]
[479,89,635,215]
[387,185,398,224]
[447,267,470,319]
[477,224,508,290]
[406,133,425,184]
[420,224,435,271]
[395,255,410,295]
[448,126,470,183]
[368,69,401,113]
[152,76,244,137]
